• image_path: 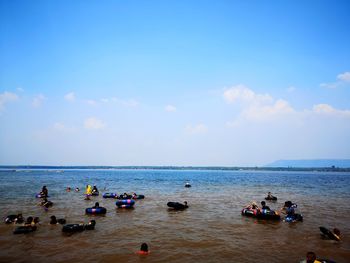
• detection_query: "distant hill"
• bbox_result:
[266,159,350,168]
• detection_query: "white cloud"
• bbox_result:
[312,104,350,117]
[32,94,46,108]
[0,91,19,110]
[337,72,350,82]
[84,117,106,130]
[185,124,208,135]
[86,99,97,106]
[17,87,24,92]
[224,86,294,123]
[53,122,77,133]
[242,99,295,121]
[320,71,350,88]
[165,105,177,112]
[64,92,75,102]
[223,84,272,105]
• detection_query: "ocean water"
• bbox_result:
[0,169,349,263]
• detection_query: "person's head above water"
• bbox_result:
[261,201,266,206]
[140,243,148,252]
[95,202,99,207]
[306,252,317,263]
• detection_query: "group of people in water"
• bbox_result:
[243,192,341,262]
[5,184,341,261]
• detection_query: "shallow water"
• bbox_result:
[0,169,349,263]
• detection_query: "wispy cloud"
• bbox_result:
[32,94,46,108]
[53,122,77,133]
[100,97,139,107]
[86,99,97,106]
[0,91,19,110]
[312,103,350,117]
[223,84,272,105]
[64,92,75,102]
[165,105,177,112]
[185,123,208,135]
[224,85,293,122]
[337,72,350,82]
[224,85,350,126]
[84,117,106,130]
[320,71,350,88]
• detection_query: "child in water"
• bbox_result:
[137,243,150,255]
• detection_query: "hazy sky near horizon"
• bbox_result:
[1,0,350,166]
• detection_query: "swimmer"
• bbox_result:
[137,243,150,255]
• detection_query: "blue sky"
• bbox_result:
[1,0,350,166]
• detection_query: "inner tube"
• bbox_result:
[241,208,259,217]
[265,196,277,201]
[5,215,23,224]
[85,207,107,214]
[36,193,49,198]
[320,227,340,241]
[132,195,145,200]
[241,208,280,220]
[117,204,134,209]
[185,184,191,188]
[285,213,303,222]
[13,225,37,234]
[62,224,85,233]
[116,199,135,207]
[167,202,188,210]
[257,209,280,220]
[103,193,117,198]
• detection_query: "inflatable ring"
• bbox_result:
[320,227,340,241]
[85,207,107,214]
[265,196,277,201]
[103,193,117,198]
[167,202,188,210]
[116,199,135,206]
[62,224,85,233]
[285,213,303,222]
[13,225,37,234]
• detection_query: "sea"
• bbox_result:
[0,169,349,263]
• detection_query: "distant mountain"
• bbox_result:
[266,159,350,168]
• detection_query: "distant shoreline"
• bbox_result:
[0,165,349,172]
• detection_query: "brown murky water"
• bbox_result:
[0,170,349,262]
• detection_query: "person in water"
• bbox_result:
[40,198,53,208]
[92,186,99,194]
[137,243,150,255]
[267,192,273,198]
[50,215,58,225]
[25,217,33,226]
[261,201,270,211]
[92,202,100,208]
[66,187,71,192]
[85,185,92,195]
[75,187,80,192]
[32,217,40,225]
[40,186,48,197]
[282,201,295,216]
[246,201,259,209]
[300,251,321,263]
